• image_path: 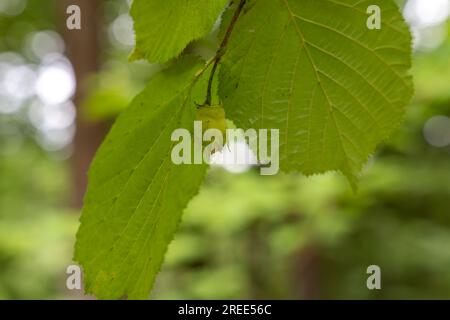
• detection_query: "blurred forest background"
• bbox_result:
[0,0,449,299]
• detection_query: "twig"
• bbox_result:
[204,0,247,106]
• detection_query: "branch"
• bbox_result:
[203,0,247,106]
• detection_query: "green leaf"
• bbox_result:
[219,0,413,187]
[130,0,229,63]
[74,57,208,299]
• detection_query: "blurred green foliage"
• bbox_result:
[0,0,449,299]
[0,0,57,55]
[0,143,77,299]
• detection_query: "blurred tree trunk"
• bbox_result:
[58,0,108,208]
[293,243,322,299]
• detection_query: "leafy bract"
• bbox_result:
[74,57,208,299]
[219,0,413,187]
[130,0,229,63]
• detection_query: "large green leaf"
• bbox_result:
[219,0,413,187]
[130,0,229,63]
[74,57,208,299]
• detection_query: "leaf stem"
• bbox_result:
[204,0,247,106]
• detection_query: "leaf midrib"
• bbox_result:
[78,79,196,269]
